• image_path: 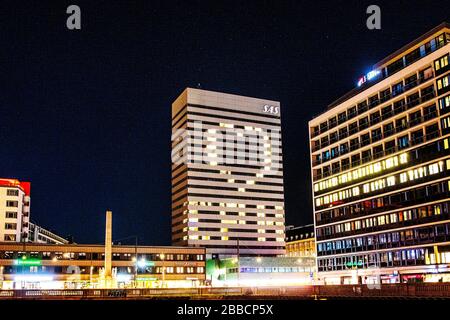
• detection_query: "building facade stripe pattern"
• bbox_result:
[171,88,286,257]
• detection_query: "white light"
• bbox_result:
[367,70,380,80]
[14,275,53,282]
[137,259,147,268]
[116,274,132,282]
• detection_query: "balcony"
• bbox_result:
[316,191,450,229]
[312,129,441,179]
[310,86,436,158]
[311,41,447,138]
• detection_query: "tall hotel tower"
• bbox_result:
[309,23,450,284]
[171,88,286,257]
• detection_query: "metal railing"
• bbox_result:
[1,283,450,299]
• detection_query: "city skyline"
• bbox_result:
[2,1,450,246]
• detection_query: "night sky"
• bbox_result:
[1,1,449,245]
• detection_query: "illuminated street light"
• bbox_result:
[160,254,165,288]
[137,258,147,269]
[256,257,262,263]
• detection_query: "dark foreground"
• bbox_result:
[1,283,449,300]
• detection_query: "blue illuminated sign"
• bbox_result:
[357,69,381,87]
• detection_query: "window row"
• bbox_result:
[313,123,443,180]
[315,180,450,224]
[312,87,437,154]
[317,222,450,257]
[314,153,408,193]
[311,37,449,138]
[0,251,204,261]
[317,246,449,272]
[317,202,448,240]
[315,159,449,209]
[313,109,439,166]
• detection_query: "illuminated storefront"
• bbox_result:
[206,256,316,287]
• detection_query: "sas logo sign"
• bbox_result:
[263,105,280,115]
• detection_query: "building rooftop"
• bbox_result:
[0,241,206,252]
[0,178,31,195]
[285,224,315,242]
[312,22,450,120]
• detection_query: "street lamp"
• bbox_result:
[137,258,147,269]
[113,235,138,288]
[160,254,165,288]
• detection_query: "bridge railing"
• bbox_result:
[1,283,450,299]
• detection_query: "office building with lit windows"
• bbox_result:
[0,179,31,243]
[171,88,286,257]
[0,242,206,289]
[309,23,450,284]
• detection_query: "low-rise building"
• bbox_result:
[28,223,69,245]
[0,242,206,289]
[285,224,316,258]
[206,256,315,287]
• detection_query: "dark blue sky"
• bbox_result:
[1,0,449,245]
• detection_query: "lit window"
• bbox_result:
[387,176,396,186]
[435,55,449,71]
[437,75,450,90]
[442,116,450,129]
[400,173,408,183]
[363,184,370,193]
[399,153,408,164]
